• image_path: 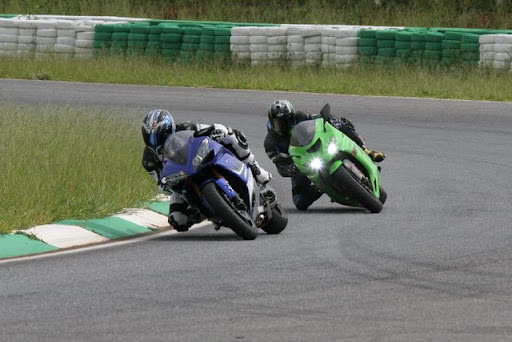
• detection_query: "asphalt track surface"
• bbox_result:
[1,79,512,341]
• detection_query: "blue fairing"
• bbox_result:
[160,131,253,215]
[210,149,250,183]
[161,132,250,184]
[160,130,256,218]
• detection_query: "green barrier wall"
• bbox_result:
[359,27,512,66]
[94,19,277,63]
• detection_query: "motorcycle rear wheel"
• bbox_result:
[332,166,383,213]
[202,182,259,240]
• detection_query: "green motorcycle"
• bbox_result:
[287,104,386,213]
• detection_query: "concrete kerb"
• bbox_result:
[0,198,212,260]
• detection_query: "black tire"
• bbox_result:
[261,203,288,235]
[201,182,259,240]
[332,166,383,213]
[379,186,387,205]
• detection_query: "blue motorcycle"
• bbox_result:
[160,130,287,240]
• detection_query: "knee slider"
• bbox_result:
[168,211,189,227]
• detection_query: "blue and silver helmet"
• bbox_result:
[141,109,176,155]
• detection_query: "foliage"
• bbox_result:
[0,104,155,233]
[1,55,511,102]
[0,0,511,29]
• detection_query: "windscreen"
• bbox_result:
[163,130,194,165]
[290,120,317,147]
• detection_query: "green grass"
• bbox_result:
[1,0,511,29]
[1,55,512,102]
[0,104,155,234]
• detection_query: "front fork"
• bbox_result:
[328,157,380,198]
[198,169,248,218]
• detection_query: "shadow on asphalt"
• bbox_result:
[283,206,369,214]
[151,231,252,242]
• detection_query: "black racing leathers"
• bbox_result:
[264,111,366,210]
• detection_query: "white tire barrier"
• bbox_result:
[333,29,360,68]
[0,15,147,59]
[230,26,250,61]
[267,26,288,61]
[0,16,511,72]
[75,29,95,57]
[287,35,304,44]
[0,34,17,43]
[320,28,337,66]
[56,37,75,45]
[478,34,512,70]
[230,35,250,45]
[268,35,287,45]
[302,28,322,64]
[0,18,18,56]
[55,20,76,56]
[246,27,269,63]
[34,20,57,56]
[16,20,36,56]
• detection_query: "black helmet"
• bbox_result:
[141,109,176,155]
[268,99,295,136]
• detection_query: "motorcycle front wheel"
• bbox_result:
[379,186,387,205]
[332,165,383,213]
[202,182,259,240]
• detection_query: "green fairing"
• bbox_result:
[289,118,381,207]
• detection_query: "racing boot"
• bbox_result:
[293,185,323,211]
[250,161,272,184]
[364,147,386,163]
[168,207,203,232]
[168,193,203,232]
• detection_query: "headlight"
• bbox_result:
[192,138,210,170]
[161,171,188,186]
[310,157,324,170]
[327,139,338,155]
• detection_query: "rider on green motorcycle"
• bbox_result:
[263,99,385,211]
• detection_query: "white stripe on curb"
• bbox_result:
[23,224,108,248]
[3,221,213,264]
[114,208,170,230]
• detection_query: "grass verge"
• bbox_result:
[1,55,512,102]
[0,104,155,234]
